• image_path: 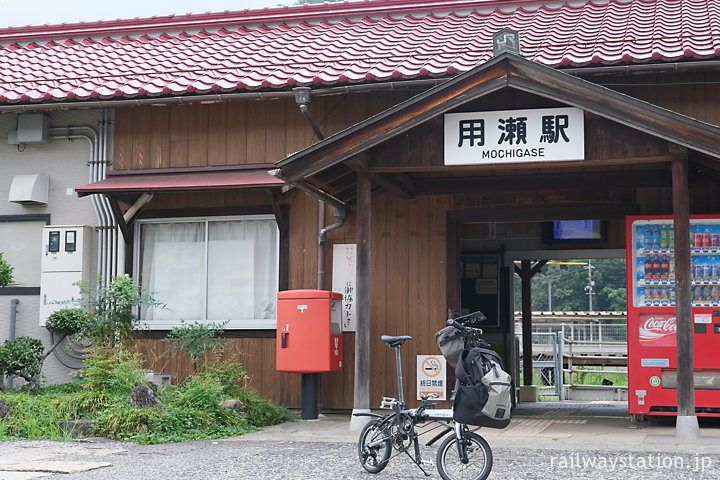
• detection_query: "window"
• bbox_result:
[135,215,279,329]
[0,215,48,291]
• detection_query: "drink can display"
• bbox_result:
[652,288,661,300]
[660,289,669,301]
[703,264,711,279]
[695,286,705,301]
[694,233,702,248]
[644,289,652,303]
[669,289,676,303]
[703,233,711,248]
[694,264,703,279]
[713,233,720,248]
[704,285,713,300]
[660,227,668,249]
[713,264,719,280]
[643,227,653,250]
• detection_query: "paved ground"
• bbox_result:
[2,401,720,479]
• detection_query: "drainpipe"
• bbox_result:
[317,204,347,289]
[6,298,18,388]
[293,87,325,143]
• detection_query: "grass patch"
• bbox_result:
[0,350,296,444]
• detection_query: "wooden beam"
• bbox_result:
[507,59,720,161]
[369,155,675,173]
[449,205,641,223]
[368,171,415,199]
[107,196,132,244]
[278,62,509,182]
[530,260,548,277]
[671,147,695,419]
[413,170,671,195]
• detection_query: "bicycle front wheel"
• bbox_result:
[358,419,392,473]
[436,431,492,480]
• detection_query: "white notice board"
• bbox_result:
[332,243,356,332]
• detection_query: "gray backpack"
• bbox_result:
[455,347,512,422]
[435,326,464,367]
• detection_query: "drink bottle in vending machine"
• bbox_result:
[626,215,720,418]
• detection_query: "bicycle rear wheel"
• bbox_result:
[358,419,392,473]
[436,431,492,480]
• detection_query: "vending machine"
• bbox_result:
[626,215,720,417]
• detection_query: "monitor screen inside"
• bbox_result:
[552,220,603,240]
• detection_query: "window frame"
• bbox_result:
[0,214,50,295]
[133,213,281,330]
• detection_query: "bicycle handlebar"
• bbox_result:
[447,310,486,330]
[447,311,491,348]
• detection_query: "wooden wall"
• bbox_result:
[113,92,413,170]
[113,72,720,409]
[129,188,450,409]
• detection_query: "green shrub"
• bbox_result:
[0,343,292,444]
[0,337,44,388]
[74,346,145,394]
[164,320,229,359]
[94,404,163,440]
[74,276,161,347]
[230,387,296,427]
[51,391,111,419]
[0,390,66,439]
[46,308,89,335]
[0,252,13,287]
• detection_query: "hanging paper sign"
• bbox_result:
[332,244,356,332]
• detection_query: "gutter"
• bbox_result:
[0,79,447,114]
[1,59,718,114]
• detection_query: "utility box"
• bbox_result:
[39,225,93,326]
[276,290,343,373]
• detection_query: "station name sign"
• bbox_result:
[444,107,584,165]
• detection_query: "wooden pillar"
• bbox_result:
[521,260,533,386]
[514,260,547,396]
[671,147,698,437]
[351,171,371,427]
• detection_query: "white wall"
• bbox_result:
[0,109,112,386]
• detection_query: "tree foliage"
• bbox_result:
[514,258,627,312]
[0,252,13,287]
[74,275,162,347]
[0,337,44,388]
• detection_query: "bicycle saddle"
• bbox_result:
[381,335,412,347]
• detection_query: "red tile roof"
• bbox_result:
[0,0,719,106]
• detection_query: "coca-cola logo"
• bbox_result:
[643,317,677,333]
[639,315,676,342]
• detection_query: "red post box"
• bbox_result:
[276,289,343,373]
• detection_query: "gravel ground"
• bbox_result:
[3,436,713,480]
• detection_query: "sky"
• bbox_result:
[0,0,295,29]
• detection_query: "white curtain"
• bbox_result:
[141,222,206,323]
[139,217,278,328]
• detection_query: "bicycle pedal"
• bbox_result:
[380,397,397,409]
[420,459,435,468]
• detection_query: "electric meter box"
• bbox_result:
[39,225,93,326]
[276,290,343,373]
